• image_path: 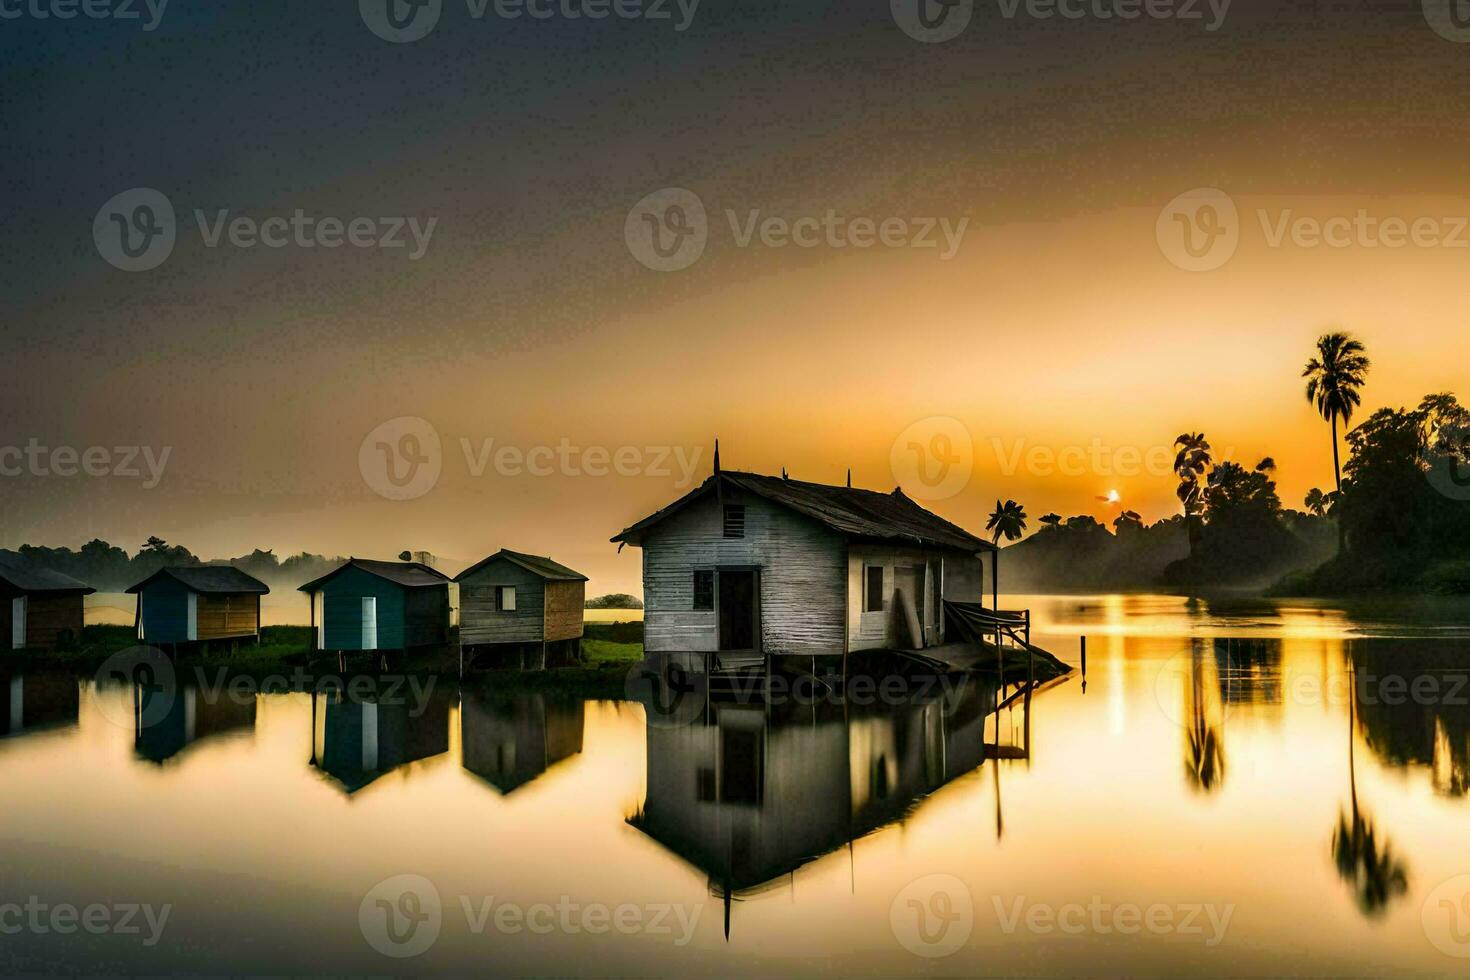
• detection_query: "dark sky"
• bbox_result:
[3,0,1469,591]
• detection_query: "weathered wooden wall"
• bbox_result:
[403,585,450,648]
[641,488,847,656]
[542,580,584,642]
[23,594,85,649]
[459,560,545,645]
[847,546,985,651]
[196,593,259,642]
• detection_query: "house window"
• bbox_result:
[693,570,714,611]
[496,586,516,611]
[723,504,745,538]
[865,566,884,612]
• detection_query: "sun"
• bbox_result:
[1105,489,1121,504]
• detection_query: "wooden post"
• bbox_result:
[1080,635,1087,676]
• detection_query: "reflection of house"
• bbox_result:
[310,685,453,794]
[298,559,451,653]
[134,684,257,763]
[0,673,80,737]
[461,691,584,793]
[629,677,996,904]
[0,552,95,651]
[611,463,996,658]
[456,550,587,667]
[127,566,269,646]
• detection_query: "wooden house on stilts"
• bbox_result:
[0,552,94,651]
[127,566,269,647]
[298,558,451,655]
[455,550,588,669]
[611,450,1000,665]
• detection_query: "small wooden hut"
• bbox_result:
[127,566,270,646]
[298,558,451,653]
[455,549,587,668]
[0,552,95,651]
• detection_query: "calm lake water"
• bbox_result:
[3,594,1468,976]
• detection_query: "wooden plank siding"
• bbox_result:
[403,584,450,648]
[23,594,85,649]
[641,488,848,656]
[459,561,545,645]
[195,593,259,642]
[846,545,984,652]
[542,580,584,642]
[139,576,190,644]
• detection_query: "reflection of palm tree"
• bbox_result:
[1332,658,1409,916]
[1184,647,1225,792]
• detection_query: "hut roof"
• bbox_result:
[454,549,588,583]
[611,471,995,553]
[0,551,97,595]
[297,558,451,592]
[126,565,270,595]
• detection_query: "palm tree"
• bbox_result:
[1304,487,1329,518]
[1303,332,1370,493]
[986,499,1028,545]
[1173,433,1212,554]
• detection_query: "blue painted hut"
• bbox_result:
[127,566,269,646]
[297,558,451,652]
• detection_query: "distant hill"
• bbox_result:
[999,516,1189,592]
[585,593,643,610]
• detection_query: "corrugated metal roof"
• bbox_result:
[0,551,97,594]
[297,558,451,592]
[126,565,270,595]
[612,471,994,552]
[455,549,588,582]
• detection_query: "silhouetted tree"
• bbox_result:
[1303,332,1370,494]
[986,499,1028,545]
